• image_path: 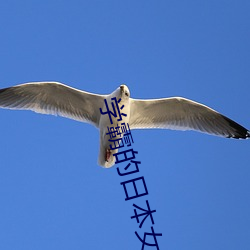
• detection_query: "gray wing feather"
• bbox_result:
[0,82,106,127]
[130,97,249,139]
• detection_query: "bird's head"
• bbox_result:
[110,84,130,100]
[119,84,130,99]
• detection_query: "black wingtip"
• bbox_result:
[0,88,8,94]
[247,131,250,138]
[222,115,250,139]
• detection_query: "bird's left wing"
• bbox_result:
[129,97,249,139]
[0,82,106,127]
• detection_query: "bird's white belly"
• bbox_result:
[98,98,130,168]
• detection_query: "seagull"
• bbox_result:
[0,82,249,168]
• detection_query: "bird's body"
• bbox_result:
[98,86,131,167]
[0,82,249,168]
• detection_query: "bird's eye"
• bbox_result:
[125,92,129,97]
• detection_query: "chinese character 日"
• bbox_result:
[120,176,148,201]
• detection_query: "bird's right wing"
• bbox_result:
[0,82,106,127]
[129,97,249,139]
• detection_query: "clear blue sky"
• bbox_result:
[0,1,249,249]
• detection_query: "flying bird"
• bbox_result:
[0,82,249,168]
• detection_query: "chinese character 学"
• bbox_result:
[100,97,127,125]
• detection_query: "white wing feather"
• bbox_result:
[0,82,106,127]
[130,97,249,139]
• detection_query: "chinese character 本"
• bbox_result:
[131,200,156,228]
